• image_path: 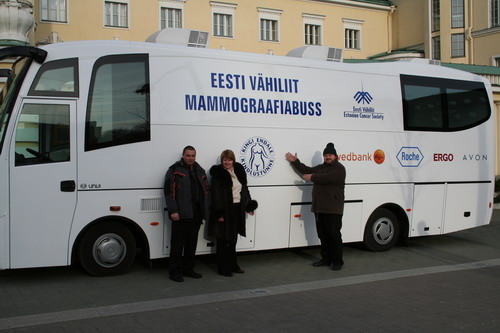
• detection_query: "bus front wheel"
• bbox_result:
[363,208,399,252]
[78,222,137,276]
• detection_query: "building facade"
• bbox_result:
[2,0,500,172]
[28,0,395,59]
[390,0,500,67]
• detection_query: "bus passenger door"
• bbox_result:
[9,100,77,268]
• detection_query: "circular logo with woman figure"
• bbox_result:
[239,136,275,177]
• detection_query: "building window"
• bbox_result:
[159,1,185,29]
[491,0,500,27]
[258,8,282,43]
[303,14,324,46]
[345,29,361,49]
[305,24,321,45]
[161,8,182,29]
[104,1,128,28]
[494,56,500,67]
[260,19,278,42]
[432,0,440,32]
[41,0,67,23]
[432,36,441,60]
[211,2,237,38]
[451,0,464,28]
[213,13,233,37]
[343,18,363,50]
[451,33,465,57]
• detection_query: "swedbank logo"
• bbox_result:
[240,136,275,177]
[337,149,385,164]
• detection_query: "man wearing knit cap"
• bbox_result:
[285,143,346,270]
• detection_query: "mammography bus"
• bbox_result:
[0,34,494,276]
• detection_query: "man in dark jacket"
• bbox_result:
[285,142,346,270]
[164,146,209,282]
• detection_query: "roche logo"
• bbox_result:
[239,136,275,177]
[397,147,423,167]
[353,90,373,104]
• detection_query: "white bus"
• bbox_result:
[0,39,494,276]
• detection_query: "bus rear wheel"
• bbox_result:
[363,208,399,252]
[78,221,136,276]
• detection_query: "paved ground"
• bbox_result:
[1,210,499,332]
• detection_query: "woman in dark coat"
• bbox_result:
[209,149,258,276]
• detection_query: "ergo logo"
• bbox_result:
[433,153,454,162]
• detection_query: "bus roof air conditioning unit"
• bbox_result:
[398,58,441,66]
[146,28,210,48]
[187,30,209,48]
[286,46,343,62]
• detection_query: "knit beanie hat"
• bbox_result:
[323,142,337,156]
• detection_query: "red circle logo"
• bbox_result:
[374,149,385,164]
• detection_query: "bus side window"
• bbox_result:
[403,84,443,130]
[85,54,150,151]
[401,74,490,132]
[15,104,70,166]
[28,58,79,98]
[447,87,490,130]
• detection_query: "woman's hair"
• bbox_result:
[220,149,236,162]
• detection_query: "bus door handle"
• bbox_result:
[60,180,76,192]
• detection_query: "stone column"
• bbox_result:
[0,0,35,46]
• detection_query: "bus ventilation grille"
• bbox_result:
[140,197,163,212]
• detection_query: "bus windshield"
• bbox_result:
[0,57,31,155]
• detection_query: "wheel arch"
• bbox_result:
[375,203,409,247]
[71,216,150,266]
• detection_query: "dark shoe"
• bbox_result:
[233,266,245,274]
[312,259,329,267]
[170,273,184,282]
[220,272,233,277]
[183,270,202,279]
[331,263,343,271]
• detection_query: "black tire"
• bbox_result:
[78,221,136,276]
[363,208,399,252]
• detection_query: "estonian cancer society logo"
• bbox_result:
[344,86,384,120]
[353,90,373,104]
[240,137,275,177]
